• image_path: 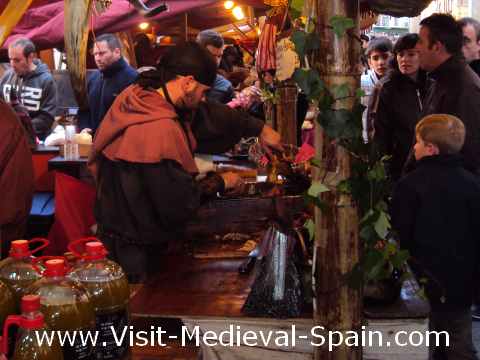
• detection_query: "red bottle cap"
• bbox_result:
[85,242,107,260]
[23,314,45,329]
[9,240,30,258]
[21,295,41,313]
[44,259,68,277]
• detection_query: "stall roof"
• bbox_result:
[0,0,266,50]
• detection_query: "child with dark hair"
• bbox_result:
[392,114,480,359]
[370,33,426,182]
[361,37,393,142]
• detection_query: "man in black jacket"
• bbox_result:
[416,13,480,175]
[79,33,137,133]
[459,17,480,77]
[392,114,480,360]
[0,38,57,140]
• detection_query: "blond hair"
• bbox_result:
[415,114,465,154]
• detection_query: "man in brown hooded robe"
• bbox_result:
[0,99,34,258]
[90,42,282,282]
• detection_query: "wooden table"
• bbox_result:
[129,254,429,360]
[32,145,59,192]
[47,156,93,183]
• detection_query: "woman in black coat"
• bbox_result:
[370,33,427,182]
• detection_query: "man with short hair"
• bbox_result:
[196,29,235,104]
[361,37,393,141]
[416,13,480,175]
[0,38,57,140]
[458,17,480,77]
[79,33,137,132]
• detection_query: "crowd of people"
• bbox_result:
[1,11,480,359]
[362,13,480,360]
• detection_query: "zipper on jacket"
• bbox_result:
[416,89,423,112]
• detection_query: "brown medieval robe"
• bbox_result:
[0,99,34,258]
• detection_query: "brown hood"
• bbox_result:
[89,84,198,178]
[0,99,34,227]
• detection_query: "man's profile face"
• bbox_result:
[416,26,439,72]
[181,76,210,110]
[462,24,480,63]
[367,50,390,77]
[92,41,121,71]
[8,45,33,76]
[205,45,223,67]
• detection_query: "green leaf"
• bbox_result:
[359,224,377,243]
[292,68,324,100]
[390,249,410,269]
[290,0,304,19]
[360,209,376,224]
[337,180,351,194]
[332,83,350,99]
[308,181,330,197]
[304,219,315,241]
[418,277,429,285]
[374,210,390,239]
[291,30,307,58]
[318,92,335,111]
[416,287,427,301]
[367,161,387,182]
[363,249,386,280]
[318,109,351,139]
[311,158,322,168]
[329,15,355,38]
[304,194,330,213]
[355,88,366,98]
[306,32,321,52]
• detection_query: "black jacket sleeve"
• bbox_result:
[373,84,394,156]
[140,160,224,227]
[391,179,418,252]
[192,100,264,154]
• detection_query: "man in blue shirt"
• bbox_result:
[79,33,137,132]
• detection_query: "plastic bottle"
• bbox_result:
[69,238,130,360]
[28,258,95,360]
[1,295,63,360]
[0,239,49,307]
[0,280,15,328]
[64,124,79,160]
[0,279,16,358]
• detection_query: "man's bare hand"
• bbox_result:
[220,171,244,191]
[259,125,283,155]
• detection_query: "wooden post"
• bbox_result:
[311,0,362,359]
[275,80,298,146]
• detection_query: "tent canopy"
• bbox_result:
[0,0,267,50]
[0,0,434,51]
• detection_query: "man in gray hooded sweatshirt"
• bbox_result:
[0,38,57,140]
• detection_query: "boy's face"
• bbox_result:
[414,134,439,160]
[368,50,390,78]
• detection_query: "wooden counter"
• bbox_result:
[129,255,429,360]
